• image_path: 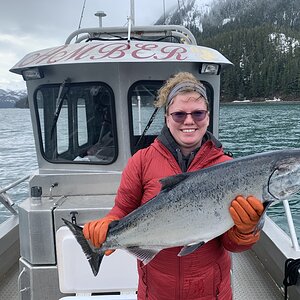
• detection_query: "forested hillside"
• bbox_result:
[157,0,300,102]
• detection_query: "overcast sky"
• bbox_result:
[0,0,179,91]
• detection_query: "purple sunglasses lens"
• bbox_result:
[171,110,207,122]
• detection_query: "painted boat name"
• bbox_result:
[16,42,188,67]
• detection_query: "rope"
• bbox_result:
[283,258,300,300]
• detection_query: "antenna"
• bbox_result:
[95,11,106,27]
[127,0,135,43]
[130,0,135,26]
[76,0,86,41]
[77,0,87,30]
[163,0,166,24]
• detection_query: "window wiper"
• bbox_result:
[135,107,160,152]
[50,78,70,139]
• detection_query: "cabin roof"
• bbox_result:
[10,40,232,75]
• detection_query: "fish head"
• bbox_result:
[268,157,300,200]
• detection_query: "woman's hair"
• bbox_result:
[155,72,208,111]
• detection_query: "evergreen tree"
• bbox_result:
[157,0,300,101]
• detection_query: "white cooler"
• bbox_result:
[56,226,138,299]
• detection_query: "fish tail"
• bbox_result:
[88,249,105,277]
[62,218,104,276]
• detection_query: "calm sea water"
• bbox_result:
[219,102,300,240]
[0,104,299,240]
[0,109,37,220]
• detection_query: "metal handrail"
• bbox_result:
[283,200,300,251]
[65,25,197,45]
[0,175,30,215]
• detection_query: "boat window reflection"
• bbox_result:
[77,98,88,146]
[57,98,69,154]
[35,83,118,164]
[129,81,165,154]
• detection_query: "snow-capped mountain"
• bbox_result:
[0,89,27,108]
[156,0,300,101]
[157,0,300,35]
[158,0,213,31]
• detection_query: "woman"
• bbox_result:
[83,72,264,299]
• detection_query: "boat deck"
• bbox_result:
[0,250,283,299]
[232,250,283,299]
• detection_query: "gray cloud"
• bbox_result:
[0,0,177,90]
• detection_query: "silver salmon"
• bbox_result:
[63,148,300,275]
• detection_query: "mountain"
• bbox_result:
[156,0,212,31]
[3,0,299,104]
[0,89,27,108]
[156,0,300,102]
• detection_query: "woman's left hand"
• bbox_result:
[230,195,264,234]
[227,195,264,245]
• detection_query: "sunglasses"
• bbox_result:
[169,110,208,123]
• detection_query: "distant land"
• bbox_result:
[1,88,299,109]
[0,89,28,108]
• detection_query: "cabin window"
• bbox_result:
[128,80,214,154]
[128,81,165,154]
[34,82,118,164]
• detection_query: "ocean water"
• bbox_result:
[0,104,299,241]
[219,102,300,241]
[0,109,38,220]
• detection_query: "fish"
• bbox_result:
[62,148,300,276]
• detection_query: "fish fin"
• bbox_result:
[178,241,205,257]
[160,173,191,191]
[108,220,120,230]
[126,246,162,265]
[62,218,104,276]
[253,201,273,234]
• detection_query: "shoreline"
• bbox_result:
[221,100,300,105]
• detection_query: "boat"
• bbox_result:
[1,3,299,300]
[265,97,281,102]
[232,99,252,103]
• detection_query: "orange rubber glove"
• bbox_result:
[83,215,119,255]
[228,195,264,245]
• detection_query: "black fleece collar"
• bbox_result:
[157,125,222,172]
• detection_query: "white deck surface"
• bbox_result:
[0,250,284,299]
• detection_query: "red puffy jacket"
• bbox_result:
[109,138,253,300]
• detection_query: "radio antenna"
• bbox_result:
[76,0,87,41]
[78,0,87,29]
[130,0,135,26]
[163,0,166,24]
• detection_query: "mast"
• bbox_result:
[130,0,135,26]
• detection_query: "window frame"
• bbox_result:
[34,81,118,165]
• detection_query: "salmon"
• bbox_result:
[63,148,300,275]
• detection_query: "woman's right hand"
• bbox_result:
[83,215,119,254]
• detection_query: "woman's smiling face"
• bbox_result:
[166,91,209,156]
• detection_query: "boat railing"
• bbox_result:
[282,200,300,251]
[65,25,197,45]
[0,175,30,216]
